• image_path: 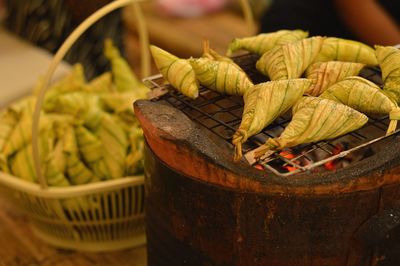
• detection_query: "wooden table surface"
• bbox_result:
[0,195,147,266]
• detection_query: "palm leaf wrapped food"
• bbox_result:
[233,79,312,161]
[62,125,99,185]
[250,97,368,161]
[189,57,253,95]
[375,45,400,104]
[0,38,145,191]
[75,125,110,180]
[203,40,240,67]
[100,88,148,118]
[0,109,19,153]
[314,37,378,65]
[40,64,86,111]
[84,72,113,93]
[44,91,103,131]
[97,113,128,179]
[105,39,148,93]
[9,125,54,183]
[125,125,145,175]
[226,29,309,56]
[320,76,400,135]
[2,98,50,157]
[150,45,199,99]
[305,61,365,96]
[256,36,325,80]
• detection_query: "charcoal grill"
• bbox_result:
[134,54,400,266]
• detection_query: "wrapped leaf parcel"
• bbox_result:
[314,37,378,65]
[226,29,309,56]
[150,45,199,99]
[251,97,368,160]
[232,79,312,161]
[105,39,149,94]
[1,40,147,188]
[189,57,254,95]
[256,36,325,80]
[375,45,400,104]
[202,40,241,70]
[320,76,400,135]
[305,61,365,96]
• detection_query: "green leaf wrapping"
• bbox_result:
[203,47,236,65]
[253,97,368,159]
[189,57,254,95]
[226,29,309,56]
[0,109,19,153]
[59,124,98,185]
[256,36,324,80]
[1,39,146,187]
[202,43,245,72]
[125,126,144,176]
[41,64,86,111]
[101,90,146,114]
[305,61,365,96]
[375,45,400,104]
[105,39,147,93]
[232,79,312,161]
[66,153,98,185]
[45,92,103,131]
[75,125,109,180]
[314,37,378,65]
[9,126,54,183]
[44,157,70,187]
[97,114,128,179]
[3,98,50,157]
[150,45,199,99]
[0,154,9,174]
[320,76,400,134]
[84,72,113,93]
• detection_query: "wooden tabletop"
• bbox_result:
[0,195,147,266]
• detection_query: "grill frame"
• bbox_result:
[143,53,400,177]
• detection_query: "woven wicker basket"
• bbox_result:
[0,0,254,252]
[0,0,149,252]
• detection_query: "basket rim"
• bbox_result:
[0,171,144,198]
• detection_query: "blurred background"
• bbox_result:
[1,1,398,265]
[0,0,269,80]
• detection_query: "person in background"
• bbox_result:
[260,0,400,46]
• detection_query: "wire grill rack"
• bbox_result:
[143,54,400,177]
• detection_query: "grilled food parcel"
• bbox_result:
[150,45,253,97]
[249,97,369,162]
[149,30,400,163]
[304,61,365,96]
[0,39,148,188]
[232,79,312,161]
[320,76,400,135]
[375,45,400,105]
[235,35,396,162]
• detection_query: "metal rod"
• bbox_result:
[145,65,398,177]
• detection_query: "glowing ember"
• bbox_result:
[323,144,352,171]
[280,150,302,172]
[254,164,264,171]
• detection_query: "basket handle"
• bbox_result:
[32,0,148,189]
[32,0,254,189]
[239,0,255,33]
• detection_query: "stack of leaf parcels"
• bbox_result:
[0,39,148,187]
[150,29,399,163]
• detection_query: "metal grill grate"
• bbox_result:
[143,54,400,176]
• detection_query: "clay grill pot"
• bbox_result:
[134,56,400,266]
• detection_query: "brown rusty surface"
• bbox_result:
[144,144,386,266]
[134,100,400,196]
